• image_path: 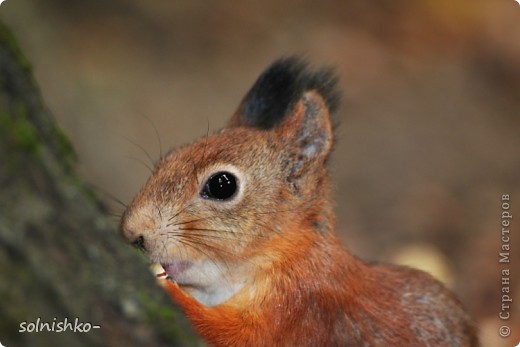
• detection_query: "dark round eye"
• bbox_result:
[201,171,238,201]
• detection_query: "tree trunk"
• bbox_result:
[0,21,201,347]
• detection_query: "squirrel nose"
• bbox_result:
[119,218,147,251]
[131,235,146,251]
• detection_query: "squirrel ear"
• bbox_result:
[229,57,340,131]
[229,57,306,129]
[277,91,334,177]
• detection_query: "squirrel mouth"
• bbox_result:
[158,261,192,281]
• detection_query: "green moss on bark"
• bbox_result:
[0,20,200,347]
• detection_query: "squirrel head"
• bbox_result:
[120,57,340,305]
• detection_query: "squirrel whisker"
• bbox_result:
[170,227,269,242]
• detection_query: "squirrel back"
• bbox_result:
[120,57,479,346]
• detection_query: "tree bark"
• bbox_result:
[0,21,201,347]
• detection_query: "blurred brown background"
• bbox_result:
[2,0,519,345]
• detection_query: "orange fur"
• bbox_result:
[162,225,478,346]
[121,58,479,346]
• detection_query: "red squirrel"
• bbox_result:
[120,57,479,346]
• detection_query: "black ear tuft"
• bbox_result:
[233,56,340,129]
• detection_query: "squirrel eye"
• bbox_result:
[201,171,237,201]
